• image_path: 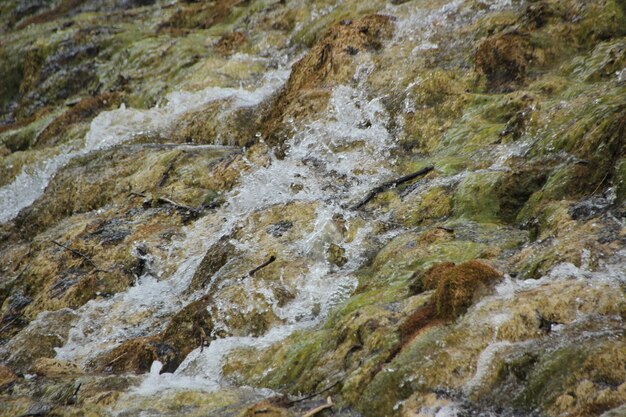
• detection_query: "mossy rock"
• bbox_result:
[36,92,122,148]
[362,220,524,292]
[0,308,78,373]
[171,99,261,147]
[93,337,177,375]
[159,0,246,32]
[479,318,626,416]
[159,295,214,371]
[475,32,531,91]
[31,358,83,378]
[188,235,236,293]
[569,39,626,82]
[454,165,549,224]
[404,186,453,226]
[399,70,469,153]
[412,260,502,319]
[262,14,395,148]
[0,365,18,389]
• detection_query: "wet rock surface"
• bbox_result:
[0,0,625,416]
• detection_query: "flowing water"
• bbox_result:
[13,0,519,399]
[2,0,624,415]
[0,67,289,224]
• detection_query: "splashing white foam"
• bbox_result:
[0,70,288,224]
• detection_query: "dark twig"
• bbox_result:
[351,166,434,210]
[0,312,23,334]
[129,192,199,215]
[67,383,82,405]
[157,154,182,188]
[247,255,276,277]
[156,196,198,214]
[302,396,334,417]
[72,383,82,398]
[287,379,342,406]
[51,240,108,272]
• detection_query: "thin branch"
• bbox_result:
[0,313,23,334]
[301,397,334,417]
[51,240,108,272]
[591,172,610,196]
[156,196,198,214]
[103,350,129,369]
[351,166,434,210]
[248,255,276,277]
[287,380,341,406]
[129,192,199,215]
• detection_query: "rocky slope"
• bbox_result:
[0,0,625,416]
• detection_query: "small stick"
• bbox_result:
[51,240,107,272]
[591,172,610,196]
[287,380,341,405]
[67,382,82,405]
[248,255,276,277]
[351,166,434,210]
[156,197,198,214]
[104,350,129,368]
[0,313,23,334]
[157,154,182,188]
[301,396,334,417]
[129,192,199,214]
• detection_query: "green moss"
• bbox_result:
[436,104,504,157]
[366,229,492,290]
[397,186,452,227]
[224,327,329,393]
[480,91,535,124]
[357,326,451,417]
[615,158,626,204]
[569,39,626,82]
[0,47,24,109]
[0,112,58,151]
[515,347,581,409]
[331,285,408,321]
[569,0,626,47]
[453,171,504,223]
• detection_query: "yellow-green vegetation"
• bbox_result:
[415,260,502,319]
[1,0,626,416]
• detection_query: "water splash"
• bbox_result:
[40,0,552,405]
[123,81,397,394]
[57,0,528,398]
[0,69,288,224]
[461,249,626,400]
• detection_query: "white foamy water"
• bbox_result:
[461,249,626,400]
[35,0,550,404]
[0,69,288,224]
[55,56,400,396]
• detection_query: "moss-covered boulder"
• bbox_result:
[263,14,395,148]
